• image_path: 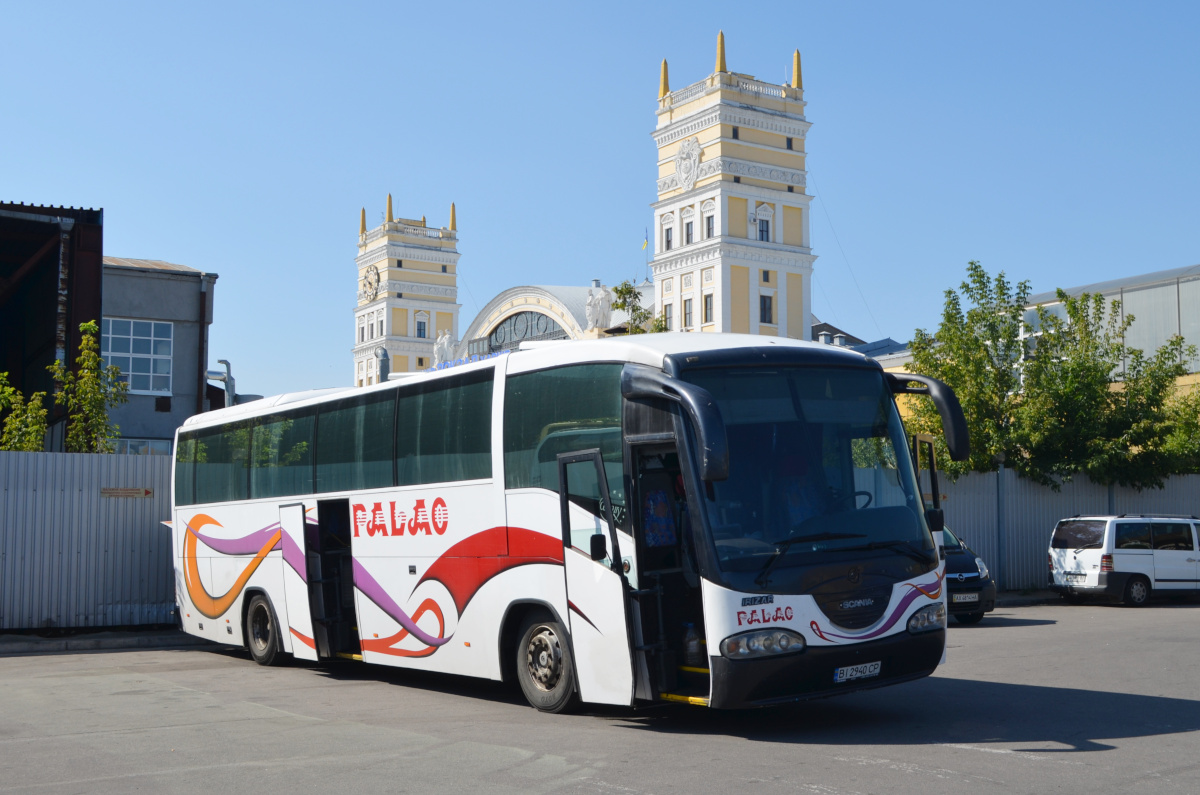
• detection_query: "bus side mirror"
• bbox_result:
[925,508,944,535]
[887,373,970,462]
[590,533,608,562]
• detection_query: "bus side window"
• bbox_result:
[193,421,251,504]
[316,392,395,493]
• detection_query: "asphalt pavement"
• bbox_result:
[1,600,1197,794]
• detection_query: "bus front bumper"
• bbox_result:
[708,629,945,709]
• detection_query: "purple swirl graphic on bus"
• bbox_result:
[809,572,945,643]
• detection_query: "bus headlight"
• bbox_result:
[907,603,946,634]
[720,629,806,659]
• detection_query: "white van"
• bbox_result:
[1048,515,1200,605]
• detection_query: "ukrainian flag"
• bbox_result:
[641,228,648,250]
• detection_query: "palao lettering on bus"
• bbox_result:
[352,498,448,537]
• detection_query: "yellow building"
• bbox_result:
[652,34,815,338]
[353,197,461,384]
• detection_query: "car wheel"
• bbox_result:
[1123,576,1151,607]
[246,594,281,666]
[515,612,578,713]
[954,611,985,625]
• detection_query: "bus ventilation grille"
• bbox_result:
[814,587,891,630]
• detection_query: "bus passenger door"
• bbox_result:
[279,503,318,661]
[557,451,634,706]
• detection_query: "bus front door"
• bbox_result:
[279,503,319,661]
[557,451,634,706]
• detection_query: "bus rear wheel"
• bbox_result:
[246,594,281,666]
[515,612,578,713]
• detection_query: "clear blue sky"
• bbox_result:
[4,1,1198,395]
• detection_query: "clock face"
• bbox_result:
[362,264,380,300]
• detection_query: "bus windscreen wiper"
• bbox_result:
[842,539,936,564]
[755,532,866,586]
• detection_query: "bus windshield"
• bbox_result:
[682,365,933,575]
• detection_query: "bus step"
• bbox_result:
[335,652,363,661]
[660,693,710,707]
[677,665,709,675]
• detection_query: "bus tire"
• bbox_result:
[515,612,578,713]
[246,594,281,666]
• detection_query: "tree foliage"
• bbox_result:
[908,262,1199,490]
[0,373,48,452]
[47,320,129,453]
[907,261,1029,477]
[611,280,668,334]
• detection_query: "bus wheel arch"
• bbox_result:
[242,590,285,666]
[499,601,578,712]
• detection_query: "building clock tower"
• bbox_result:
[651,33,815,339]
[353,195,461,385]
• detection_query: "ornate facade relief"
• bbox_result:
[674,137,702,191]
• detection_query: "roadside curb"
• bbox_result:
[0,630,217,656]
[994,591,1061,608]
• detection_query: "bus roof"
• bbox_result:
[181,333,870,431]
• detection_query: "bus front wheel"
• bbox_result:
[246,594,281,666]
[515,612,578,713]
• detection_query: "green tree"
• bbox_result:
[1162,386,1200,474]
[611,280,668,334]
[0,373,48,452]
[907,261,1030,477]
[47,320,129,453]
[1013,290,1194,489]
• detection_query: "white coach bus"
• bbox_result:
[171,334,969,712]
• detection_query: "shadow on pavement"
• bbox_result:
[606,677,1200,752]
[950,616,1057,628]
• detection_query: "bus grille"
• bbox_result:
[814,587,891,630]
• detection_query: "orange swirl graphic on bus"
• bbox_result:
[183,514,281,619]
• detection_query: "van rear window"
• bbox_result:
[1051,520,1104,549]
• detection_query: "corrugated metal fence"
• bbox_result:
[940,470,1200,590]
[0,451,174,629]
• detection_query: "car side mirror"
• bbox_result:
[925,508,944,535]
[590,533,608,562]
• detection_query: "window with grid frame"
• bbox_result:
[759,295,774,324]
[703,293,714,324]
[102,318,172,394]
[683,298,693,328]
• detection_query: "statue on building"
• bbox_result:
[434,329,454,366]
[586,285,611,331]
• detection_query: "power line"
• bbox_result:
[808,174,883,338]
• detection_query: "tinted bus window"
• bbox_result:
[175,434,197,506]
[503,364,623,494]
[251,410,315,498]
[316,392,394,492]
[396,371,493,486]
[193,421,251,504]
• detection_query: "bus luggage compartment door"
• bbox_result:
[558,451,635,706]
[279,503,319,661]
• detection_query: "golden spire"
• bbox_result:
[716,31,726,73]
[359,207,366,235]
[449,202,456,232]
[658,59,670,99]
[791,49,803,89]
[421,215,426,226]
[386,193,393,223]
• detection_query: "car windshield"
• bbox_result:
[682,365,933,573]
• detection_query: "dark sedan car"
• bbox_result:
[943,527,996,624]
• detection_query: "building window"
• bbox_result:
[732,126,739,140]
[758,219,770,242]
[101,318,172,394]
[416,320,427,339]
[442,265,447,273]
[663,303,673,331]
[760,295,774,324]
[664,228,673,251]
[378,320,384,337]
[762,270,770,283]
[683,298,693,328]
[685,221,693,245]
[703,294,713,324]
[733,176,740,184]
[787,186,794,193]
[417,357,426,368]
[705,215,714,239]
[114,438,173,456]
[786,137,793,150]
